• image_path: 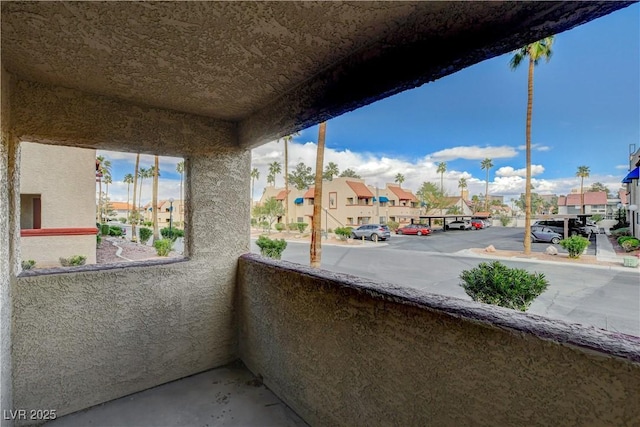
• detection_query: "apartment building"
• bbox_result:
[143,199,185,227]
[557,191,608,216]
[622,147,640,238]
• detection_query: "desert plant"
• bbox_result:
[255,235,287,259]
[260,221,269,232]
[96,234,102,246]
[275,223,285,232]
[590,214,604,223]
[100,223,110,235]
[498,214,512,227]
[21,259,36,270]
[610,227,630,238]
[60,255,87,267]
[153,238,173,256]
[334,226,353,240]
[108,226,123,236]
[296,222,308,233]
[119,217,127,223]
[559,235,590,259]
[161,227,184,241]
[144,221,153,227]
[386,220,400,231]
[139,227,153,244]
[621,238,640,252]
[287,223,298,231]
[460,261,549,312]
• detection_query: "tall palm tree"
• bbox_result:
[152,156,160,241]
[267,161,281,186]
[131,154,140,240]
[95,156,111,223]
[437,162,447,193]
[576,165,590,214]
[124,173,134,223]
[458,177,467,200]
[282,133,298,228]
[250,168,260,205]
[395,173,405,187]
[480,158,493,211]
[103,173,112,219]
[176,160,185,223]
[138,167,148,219]
[311,122,327,268]
[510,35,554,255]
[324,162,339,181]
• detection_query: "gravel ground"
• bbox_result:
[97,237,182,264]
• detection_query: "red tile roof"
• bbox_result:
[346,181,374,198]
[275,190,290,200]
[388,185,417,201]
[558,192,607,206]
[303,188,315,198]
[110,202,134,210]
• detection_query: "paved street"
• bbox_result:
[251,228,639,336]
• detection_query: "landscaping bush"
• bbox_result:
[108,226,123,236]
[275,223,285,232]
[590,214,604,223]
[618,235,635,245]
[498,214,511,227]
[161,227,184,241]
[255,235,287,259]
[139,227,152,244]
[459,261,549,312]
[143,221,153,227]
[287,223,298,231]
[100,223,110,235]
[386,220,400,232]
[559,235,590,259]
[59,255,87,267]
[260,221,269,232]
[296,222,308,233]
[334,226,353,240]
[611,227,630,238]
[621,238,640,252]
[119,217,127,223]
[96,234,102,246]
[153,238,173,256]
[21,259,35,270]
[250,218,257,226]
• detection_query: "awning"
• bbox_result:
[294,197,303,204]
[622,167,639,183]
[379,196,389,203]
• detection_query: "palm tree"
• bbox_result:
[250,168,260,205]
[437,162,447,193]
[176,160,185,223]
[267,161,281,186]
[323,162,339,181]
[395,173,405,187]
[458,177,467,200]
[282,133,298,228]
[103,173,112,219]
[138,167,148,219]
[131,154,140,240]
[480,158,493,211]
[576,165,590,214]
[95,156,111,223]
[124,173,134,223]
[152,157,160,241]
[510,35,554,255]
[311,122,327,268]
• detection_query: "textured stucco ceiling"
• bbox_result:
[1,1,633,148]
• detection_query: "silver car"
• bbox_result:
[531,226,563,244]
[351,224,391,241]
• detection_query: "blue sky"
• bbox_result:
[100,4,639,205]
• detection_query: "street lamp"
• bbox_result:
[169,198,174,234]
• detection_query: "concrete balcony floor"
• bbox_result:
[46,362,307,427]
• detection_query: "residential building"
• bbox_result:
[143,199,185,227]
[622,147,640,238]
[426,196,474,216]
[2,3,637,427]
[557,191,608,216]
[19,142,97,267]
[106,201,135,221]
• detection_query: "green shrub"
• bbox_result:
[96,234,102,246]
[119,217,127,223]
[255,235,287,259]
[618,236,635,245]
[287,223,298,231]
[153,238,173,256]
[144,221,153,227]
[621,238,640,252]
[139,227,153,244]
[327,228,333,233]
[161,227,184,241]
[100,223,110,235]
[559,235,590,259]
[296,222,308,233]
[60,255,87,267]
[108,226,123,236]
[460,261,549,312]
[275,223,285,232]
[498,214,511,227]
[21,259,35,270]
[260,221,269,231]
[334,226,353,240]
[590,214,604,223]
[386,220,399,231]
[611,227,630,238]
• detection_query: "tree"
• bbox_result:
[458,177,467,199]
[176,160,185,223]
[323,162,339,181]
[589,181,610,197]
[480,158,493,211]
[576,165,590,214]
[515,193,544,216]
[123,173,134,223]
[131,154,140,240]
[152,156,160,241]
[250,167,260,205]
[311,122,327,268]
[96,155,111,223]
[510,35,554,255]
[437,162,447,193]
[267,161,281,186]
[252,197,284,233]
[281,133,298,228]
[288,162,314,190]
[339,168,361,179]
[395,173,405,187]
[417,181,447,212]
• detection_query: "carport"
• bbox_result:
[416,215,476,232]
[533,214,594,238]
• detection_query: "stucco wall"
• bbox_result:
[11,131,250,420]
[238,255,640,426]
[20,235,96,268]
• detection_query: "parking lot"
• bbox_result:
[381,225,597,256]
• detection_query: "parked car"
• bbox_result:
[396,224,432,236]
[531,226,563,244]
[445,220,471,230]
[471,217,491,227]
[351,224,391,241]
[533,220,586,237]
[470,220,484,230]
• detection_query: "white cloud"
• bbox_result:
[615,164,630,170]
[429,145,518,161]
[517,144,551,152]
[495,165,545,177]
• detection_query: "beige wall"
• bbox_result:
[238,255,640,426]
[20,235,96,268]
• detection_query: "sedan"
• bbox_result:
[351,224,391,241]
[470,220,484,230]
[531,226,563,244]
[445,220,471,230]
[396,224,432,236]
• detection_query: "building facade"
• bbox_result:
[622,148,640,238]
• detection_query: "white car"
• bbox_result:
[445,220,471,230]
